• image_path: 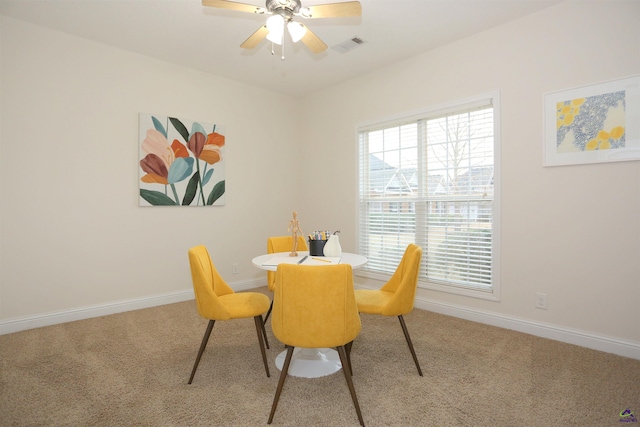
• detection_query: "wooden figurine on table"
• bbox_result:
[288,211,304,256]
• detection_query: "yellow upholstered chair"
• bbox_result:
[264,235,308,322]
[268,264,364,426]
[354,243,424,376]
[187,245,271,384]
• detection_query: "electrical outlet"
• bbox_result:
[536,292,547,310]
[232,263,239,274]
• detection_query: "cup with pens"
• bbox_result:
[308,230,331,256]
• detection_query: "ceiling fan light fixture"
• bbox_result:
[203,0,362,56]
[266,14,285,44]
[287,21,307,43]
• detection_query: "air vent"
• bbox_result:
[332,37,366,54]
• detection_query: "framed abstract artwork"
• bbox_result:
[139,113,226,206]
[543,75,640,167]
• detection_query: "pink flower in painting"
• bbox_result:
[140,129,191,184]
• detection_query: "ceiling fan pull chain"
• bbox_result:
[281,34,286,61]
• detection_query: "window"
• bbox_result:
[357,93,500,299]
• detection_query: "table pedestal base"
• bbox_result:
[275,347,342,378]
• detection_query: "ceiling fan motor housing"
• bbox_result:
[266,0,301,14]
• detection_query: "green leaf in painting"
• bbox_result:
[151,116,167,138]
[169,117,189,142]
[140,189,177,206]
[207,180,225,205]
[183,171,200,206]
[202,168,214,187]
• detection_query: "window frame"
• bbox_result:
[356,92,501,301]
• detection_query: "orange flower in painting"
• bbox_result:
[188,132,225,165]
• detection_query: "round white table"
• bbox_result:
[251,251,367,378]
[251,251,367,271]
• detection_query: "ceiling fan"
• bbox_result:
[202,0,362,57]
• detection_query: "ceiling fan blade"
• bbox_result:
[202,0,266,14]
[300,26,328,54]
[240,25,269,49]
[302,1,362,19]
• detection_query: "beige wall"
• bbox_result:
[299,1,640,350]
[0,16,304,320]
[1,1,639,356]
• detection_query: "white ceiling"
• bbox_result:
[0,0,563,97]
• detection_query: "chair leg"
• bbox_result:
[337,346,365,426]
[188,320,215,384]
[398,315,423,376]
[264,300,273,323]
[254,316,270,378]
[260,314,270,349]
[268,345,294,424]
[345,340,354,376]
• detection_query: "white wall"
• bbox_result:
[0,17,302,322]
[299,1,640,355]
[1,2,639,358]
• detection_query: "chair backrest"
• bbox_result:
[272,264,361,349]
[267,236,309,290]
[188,245,235,321]
[379,244,423,316]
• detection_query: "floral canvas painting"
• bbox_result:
[139,113,225,206]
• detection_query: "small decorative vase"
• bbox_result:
[323,232,342,257]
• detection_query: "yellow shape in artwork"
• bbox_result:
[556,99,585,130]
[585,139,598,151]
[610,126,624,139]
[599,140,611,150]
[585,125,625,151]
[563,113,574,126]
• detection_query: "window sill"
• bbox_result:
[355,269,500,301]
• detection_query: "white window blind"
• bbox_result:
[358,94,499,297]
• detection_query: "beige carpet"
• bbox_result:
[1,287,639,426]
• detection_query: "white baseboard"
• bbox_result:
[4,280,638,361]
[413,296,640,360]
[0,279,264,336]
